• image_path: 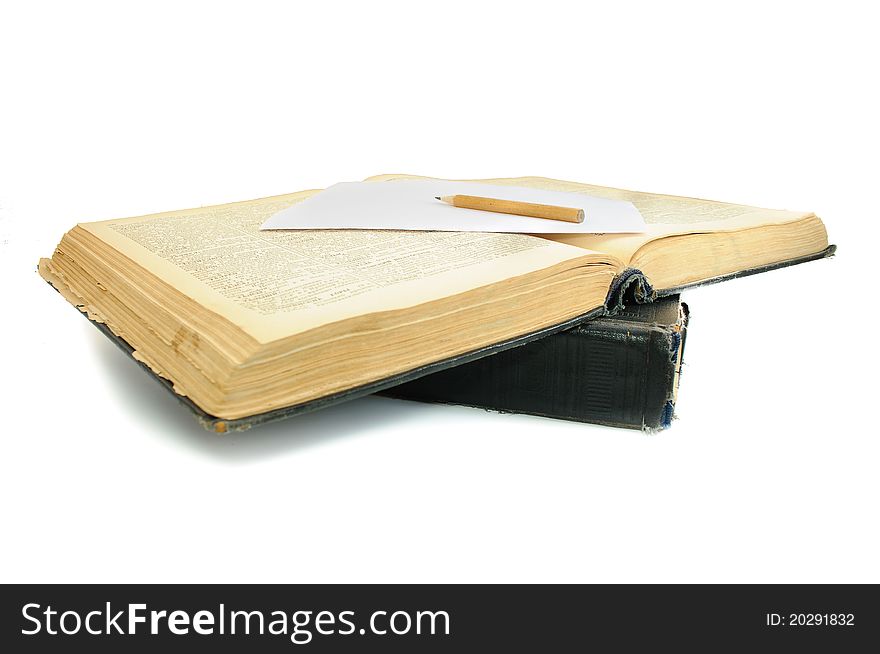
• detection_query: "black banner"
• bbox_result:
[1,584,876,651]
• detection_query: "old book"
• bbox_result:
[382,296,688,431]
[39,175,833,431]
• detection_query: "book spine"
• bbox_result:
[382,304,688,431]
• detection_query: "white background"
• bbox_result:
[1,1,877,583]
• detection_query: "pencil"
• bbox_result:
[435,194,584,224]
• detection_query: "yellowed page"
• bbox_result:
[83,192,614,344]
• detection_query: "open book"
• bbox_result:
[39,175,832,430]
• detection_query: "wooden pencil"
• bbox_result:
[436,194,585,224]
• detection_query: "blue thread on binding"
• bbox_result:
[661,401,675,429]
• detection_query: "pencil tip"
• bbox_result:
[434,196,441,200]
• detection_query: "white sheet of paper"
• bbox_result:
[260,180,646,233]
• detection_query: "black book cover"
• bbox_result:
[382,296,688,431]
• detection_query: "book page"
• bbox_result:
[512,176,816,263]
[83,192,615,343]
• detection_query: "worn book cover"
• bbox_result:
[382,296,688,431]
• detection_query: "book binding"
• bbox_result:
[383,296,689,431]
